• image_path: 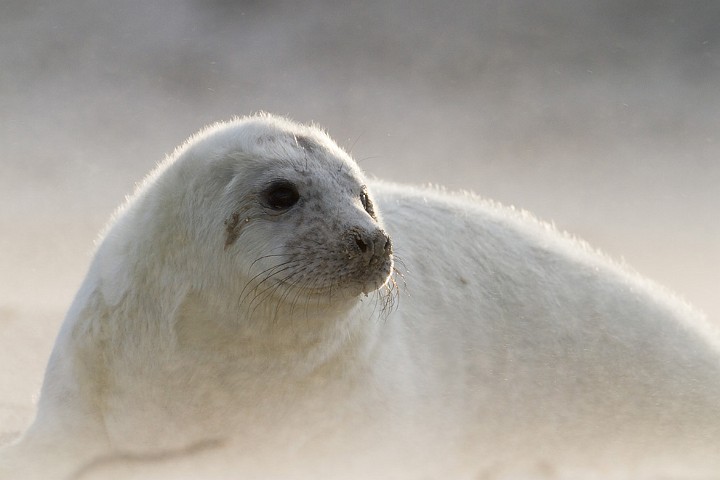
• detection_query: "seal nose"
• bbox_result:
[350,228,392,264]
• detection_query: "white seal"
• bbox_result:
[3,114,720,479]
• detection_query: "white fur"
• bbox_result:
[3,114,720,479]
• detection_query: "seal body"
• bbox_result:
[3,114,720,479]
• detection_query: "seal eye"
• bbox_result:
[360,189,375,217]
[263,180,300,211]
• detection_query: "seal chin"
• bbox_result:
[359,259,394,295]
[360,280,388,296]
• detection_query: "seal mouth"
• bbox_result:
[360,262,394,295]
[352,252,395,296]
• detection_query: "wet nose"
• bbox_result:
[350,228,392,263]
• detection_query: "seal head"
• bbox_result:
[112,114,394,319]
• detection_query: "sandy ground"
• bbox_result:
[1,0,718,448]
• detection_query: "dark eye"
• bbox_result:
[263,180,300,211]
[360,189,375,217]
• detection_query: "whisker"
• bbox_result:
[239,260,303,304]
[248,268,306,320]
[248,250,289,272]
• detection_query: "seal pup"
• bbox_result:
[3,114,720,479]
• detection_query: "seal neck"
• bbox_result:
[172,289,380,376]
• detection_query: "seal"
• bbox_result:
[3,114,720,479]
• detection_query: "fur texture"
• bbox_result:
[3,114,720,479]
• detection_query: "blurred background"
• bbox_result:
[1,0,718,438]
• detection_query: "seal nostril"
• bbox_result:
[350,229,385,260]
[355,236,368,253]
